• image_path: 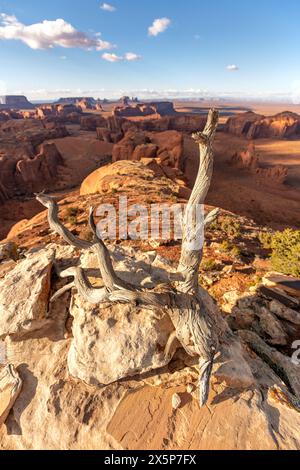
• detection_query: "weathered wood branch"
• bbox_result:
[88,208,133,293]
[35,193,92,250]
[204,208,220,227]
[177,109,219,294]
[35,193,136,294]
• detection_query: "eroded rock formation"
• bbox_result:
[111,129,184,169]
[225,111,300,139]
[231,143,288,185]
[0,95,34,110]
[0,119,68,200]
[113,101,176,118]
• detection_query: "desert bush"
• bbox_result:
[66,206,80,218]
[201,258,219,272]
[270,229,300,276]
[221,218,241,238]
[258,231,273,249]
[219,241,241,258]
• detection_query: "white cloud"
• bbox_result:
[0,13,114,50]
[102,52,142,62]
[124,52,142,61]
[102,52,123,62]
[148,18,171,37]
[60,55,67,60]
[226,64,239,71]
[100,3,116,12]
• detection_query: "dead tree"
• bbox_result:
[36,109,223,407]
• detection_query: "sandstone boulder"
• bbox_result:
[80,160,177,197]
[0,365,22,426]
[0,242,18,263]
[0,251,53,339]
[68,295,175,386]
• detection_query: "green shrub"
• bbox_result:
[219,241,233,253]
[230,245,242,258]
[201,258,219,272]
[270,229,300,276]
[219,241,241,258]
[66,206,80,218]
[258,231,273,249]
[68,216,77,225]
[221,218,241,238]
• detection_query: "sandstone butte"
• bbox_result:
[0,102,300,450]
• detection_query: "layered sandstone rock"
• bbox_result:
[112,129,184,169]
[0,365,22,427]
[0,240,300,449]
[0,242,18,263]
[225,111,300,139]
[138,114,207,133]
[68,249,176,385]
[16,143,64,192]
[113,101,176,118]
[80,114,107,131]
[0,251,53,340]
[0,119,68,200]
[36,104,82,123]
[80,159,176,196]
[0,95,34,110]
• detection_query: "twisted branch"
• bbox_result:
[177,109,219,294]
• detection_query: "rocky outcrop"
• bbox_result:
[36,104,82,123]
[0,241,300,449]
[0,365,22,427]
[0,109,24,122]
[80,159,176,196]
[0,95,34,110]
[112,129,184,169]
[0,250,53,340]
[224,112,263,137]
[68,249,176,385]
[225,111,300,139]
[76,98,98,111]
[0,242,18,263]
[80,114,107,131]
[113,101,176,118]
[16,143,64,192]
[230,143,288,185]
[0,119,68,201]
[138,114,207,133]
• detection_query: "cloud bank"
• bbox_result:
[148,18,171,37]
[0,13,114,50]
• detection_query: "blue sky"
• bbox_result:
[0,0,299,101]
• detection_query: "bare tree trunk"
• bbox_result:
[36,109,223,407]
